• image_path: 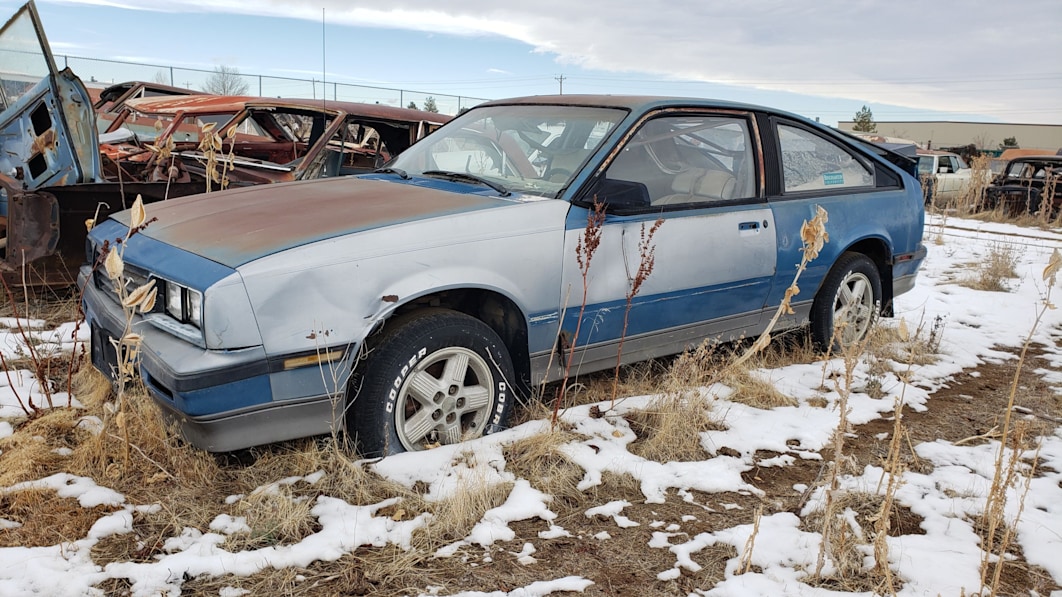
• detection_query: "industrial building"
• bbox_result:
[836,121,1062,153]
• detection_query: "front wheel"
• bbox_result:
[348,310,516,458]
[810,252,882,351]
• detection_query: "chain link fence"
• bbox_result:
[57,54,489,116]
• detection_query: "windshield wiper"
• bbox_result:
[373,167,410,179]
[422,170,511,197]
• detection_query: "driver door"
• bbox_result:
[556,112,777,376]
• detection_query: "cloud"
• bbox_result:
[41,0,1062,122]
[487,68,513,75]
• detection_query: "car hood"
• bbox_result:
[113,177,507,267]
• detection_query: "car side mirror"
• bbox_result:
[579,177,651,214]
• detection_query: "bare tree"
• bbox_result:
[152,69,170,85]
[202,65,250,95]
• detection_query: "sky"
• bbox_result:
[3,0,1060,125]
[1,214,1061,595]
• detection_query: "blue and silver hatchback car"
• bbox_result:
[80,96,926,456]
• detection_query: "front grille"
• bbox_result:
[92,250,159,314]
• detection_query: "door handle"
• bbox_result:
[738,221,760,231]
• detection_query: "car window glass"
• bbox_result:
[778,124,872,192]
[603,115,755,208]
[0,9,49,112]
[389,104,626,199]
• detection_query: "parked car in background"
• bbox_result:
[982,155,1062,216]
[92,80,206,131]
[101,95,450,184]
[917,150,975,205]
[81,94,927,456]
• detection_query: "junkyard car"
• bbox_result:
[916,150,975,205]
[80,94,927,456]
[981,155,1061,216]
[0,2,450,286]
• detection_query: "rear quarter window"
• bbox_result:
[779,124,873,192]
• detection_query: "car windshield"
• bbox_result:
[387,104,627,198]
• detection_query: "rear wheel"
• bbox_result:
[348,310,516,457]
[810,252,881,351]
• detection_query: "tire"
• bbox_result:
[810,252,882,351]
[347,310,516,458]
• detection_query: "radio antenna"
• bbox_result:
[322,7,326,105]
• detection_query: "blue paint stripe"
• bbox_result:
[144,369,272,417]
[550,278,772,346]
[89,219,236,290]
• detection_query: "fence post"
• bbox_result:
[259,75,262,97]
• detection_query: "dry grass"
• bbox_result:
[414,473,513,549]
[803,490,922,593]
[960,242,1020,292]
[626,391,720,462]
[720,366,797,408]
[503,430,584,503]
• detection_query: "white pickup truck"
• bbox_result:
[917,151,974,205]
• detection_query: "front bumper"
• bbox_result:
[79,266,350,452]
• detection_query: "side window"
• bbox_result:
[778,124,873,192]
[604,115,756,208]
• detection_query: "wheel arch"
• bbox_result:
[378,287,532,396]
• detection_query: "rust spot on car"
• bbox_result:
[31,128,57,154]
[131,178,503,267]
[382,295,399,303]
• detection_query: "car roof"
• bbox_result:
[1004,155,1062,163]
[479,94,778,114]
[124,95,450,123]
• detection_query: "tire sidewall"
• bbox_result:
[811,253,882,350]
[349,311,516,457]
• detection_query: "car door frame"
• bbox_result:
[0,1,101,275]
[537,108,779,382]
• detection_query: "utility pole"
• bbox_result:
[555,74,566,95]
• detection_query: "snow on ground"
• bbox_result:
[1,216,1061,596]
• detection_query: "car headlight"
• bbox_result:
[163,280,203,328]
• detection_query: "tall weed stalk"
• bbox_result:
[611,217,662,407]
[552,199,605,427]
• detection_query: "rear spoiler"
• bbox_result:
[837,130,918,178]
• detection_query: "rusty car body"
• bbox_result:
[101,95,450,185]
[982,155,1062,216]
[0,2,450,286]
[93,80,205,115]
